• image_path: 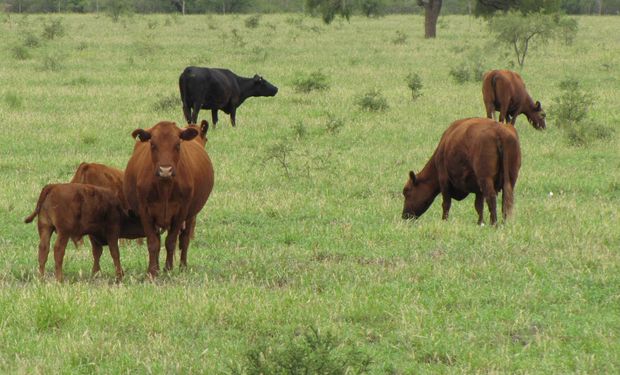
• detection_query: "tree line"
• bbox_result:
[2,0,619,14]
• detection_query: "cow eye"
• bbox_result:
[150,143,157,151]
[175,143,181,151]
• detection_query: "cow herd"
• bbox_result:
[24,66,544,282]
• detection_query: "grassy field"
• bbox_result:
[0,12,619,373]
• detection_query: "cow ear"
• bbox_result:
[200,120,209,136]
[409,170,417,184]
[535,101,542,111]
[132,129,151,142]
[180,127,198,141]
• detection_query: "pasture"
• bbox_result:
[1,12,619,373]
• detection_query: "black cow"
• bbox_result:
[179,66,278,127]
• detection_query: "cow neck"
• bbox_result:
[418,155,441,198]
[522,95,537,119]
[236,76,255,105]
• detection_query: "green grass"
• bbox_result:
[1,13,619,373]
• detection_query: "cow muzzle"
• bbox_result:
[402,211,417,221]
[157,165,174,178]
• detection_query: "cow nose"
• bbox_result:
[158,166,174,178]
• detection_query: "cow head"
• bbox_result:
[402,171,435,220]
[528,101,546,130]
[131,121,198,179]
[251,75,278,97]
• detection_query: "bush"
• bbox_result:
[41,54,63,71]
[406,72,423,100]
[325,113,344,134]
[4,92,23,109]
[551,78,614,146]
[448,54,485,84]
[293,71,330,93]
[245,14,261,28]
[392,30,407,44]
[153,94,178,112]
[356,89,389,111]
[42,18,65,40]
[235,327,372,374]
[11,45,30,60]
[23,32,41,48]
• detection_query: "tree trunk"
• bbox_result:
[420,0,443,39]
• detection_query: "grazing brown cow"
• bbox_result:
[123,121,214,277]
[482,69,546,130]
[24,183,127,282]
[402,118,521,225]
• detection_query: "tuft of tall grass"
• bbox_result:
[293,71,330,93]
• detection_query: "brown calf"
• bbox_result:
[24,183,128,282]
[402,118,521,225]
[482,69,546,130]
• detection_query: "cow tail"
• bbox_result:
[500,134,520,220]
[24,184,54,223]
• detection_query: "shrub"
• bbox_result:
[406,72,423,100]
[356,89,389,111]
[551,78,614,146]
[392,30,407,44]
[325,113,344,134]
[236,327,372,374]
[4,92,23,109]
[245,14,261,28]
[293,71,330,93]
[292,120,307,139]
[42,18,65,40]
[23,32,41,48]
[449,55,485,84]
[263,141,294,178]
[11,45,30,60]
[153,94,178,112]
[41,54,63,71]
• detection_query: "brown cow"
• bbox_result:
[24,183,128,282]
[482,69,546,130]
[402,118,521,225]
[70,162,125,203]
[69,161,146,251]
[123,121,214,277]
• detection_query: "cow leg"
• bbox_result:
[480,179,498,225]
[475,193,484,225]
[107,237,124,281]
[52,233,70,283]
[164,224,183,272]
[182,102,192,124]
[230,108,237,127]
[211,110,219,129]
[441,192,451,220]
[37,224,52,279]
[90,235,103,276]
[178,216,196,269]
[485,102,495,120]
[189,101,201,124]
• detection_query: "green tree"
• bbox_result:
[305,0,352,24]
[475,0,560,15]
[488,10,577,67]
